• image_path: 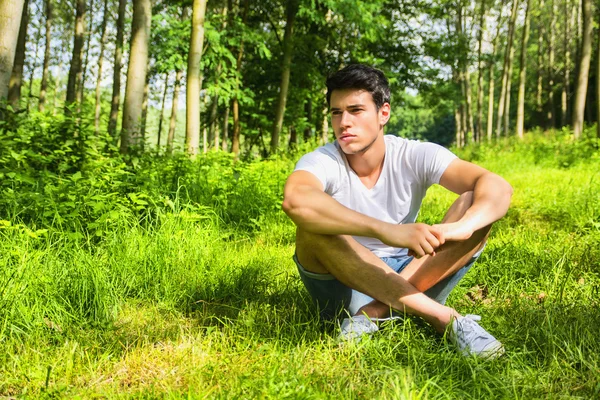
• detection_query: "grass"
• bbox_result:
[1,133,599,398]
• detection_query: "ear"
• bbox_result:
[379,103,391,126]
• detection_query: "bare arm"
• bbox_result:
[282,170,444,257]
[436,159,513,240]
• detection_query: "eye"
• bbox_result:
[331,110,342,116]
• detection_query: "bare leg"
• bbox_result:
[357,192,490,319]
[296,232,460,334]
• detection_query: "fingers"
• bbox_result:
[429,226,446,245]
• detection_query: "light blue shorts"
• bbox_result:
[294,251,480,320]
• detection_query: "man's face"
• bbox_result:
[329,89,390,155]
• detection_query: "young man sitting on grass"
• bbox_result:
[282,64,513,358]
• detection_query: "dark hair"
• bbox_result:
[326,64,391,109]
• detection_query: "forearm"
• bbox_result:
[282,184,387,237]
[459,173,513,232]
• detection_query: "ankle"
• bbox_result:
[432,307,461,333]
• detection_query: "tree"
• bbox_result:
[0,0,26,102]
[572,0,592,138]
[516,0,531,138]
[94,0,109,133]
[38,0,53,111]
[476,0,487,141]
[185,0,208,157]
[120,0,151,153]
[108,0,126,138]
[65,0,86,109]
[270,0,300,154]
[496,0,519,138]
[7,0,28,109]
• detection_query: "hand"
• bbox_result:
[432,221,474,241]
[378,223,445,258]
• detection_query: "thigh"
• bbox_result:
[294,253,405,318]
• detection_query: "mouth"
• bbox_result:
[339,133,356,142]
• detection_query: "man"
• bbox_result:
[281,64,513,358]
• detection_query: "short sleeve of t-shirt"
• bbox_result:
[407,141,458,187]
[293,145,342,193]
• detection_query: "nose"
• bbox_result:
[340,110,351,128]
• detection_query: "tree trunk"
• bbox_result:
[476,0,486,142]
[38,0,53,111]
[208,5,228,149]
[108,0,126,138]
[6,0,28,108]
[231,0,249,159]
[572,0,592,138]
[597,19,600,138]
[516,0,531,138]
[560,0,571,127]
[157,72,169,149]
[496,0,519,138]
[94,0,109,134]
[0,0,25,102]
[486,10,503,141]
[321,93,329,144]
[185,0,207,158]
[503,44,515,137]
[547,0,556,129]
[65,0,85,109]
[536,0,545,122]
[140,77,149,145]
[222,104,230,151]
[77,0,95,113]
[167,69,183,154]
[120,0,151,154]
[304,98,312,141]
[288,124,297,149]
[271,0,300,154]
[26,22,42,111]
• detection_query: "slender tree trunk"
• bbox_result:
[455,107,463,147]
[288,124,297,148]
[157,72,169,149]
[208,96,218,147]
[65,0,85,110]
[208,5,227,149]
[120,0,151,153]
[561,0,571,127]
[167,69,183,154]
[0,0,26,102]
[222,104,230,151]
[304,98,312,141]
[77,0,95,113]
[487,62,496,141]
[321,91,329,144]
[487,10,503,141]
[496,0,519,138]
[476,0,486,142]
[108,0,126,138]
[547,0,556,129]
[503,44,515,136]
[140,77,149,145]
[185,0,207,158]
[536,0,545,123]
[597,20,600,138]
[271,0,300,154]
[231,0,249,158]
[6,0,28,108]
[572,0,592,138]
[38,0,52,111]
[26,22,43,111]
[94,0,109,134]
[516,0,531,138]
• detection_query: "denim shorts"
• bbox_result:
[294,250,481,320]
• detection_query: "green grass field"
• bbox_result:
[1,131,599,398]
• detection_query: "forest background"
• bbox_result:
[1,0,600,397]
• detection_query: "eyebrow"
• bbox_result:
[330,104,365,111]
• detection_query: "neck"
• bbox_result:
[346,134,386,178]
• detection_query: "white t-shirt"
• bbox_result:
[294,135,457,257]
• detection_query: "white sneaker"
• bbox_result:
[338,315,379,342]
[449,314,505,359]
